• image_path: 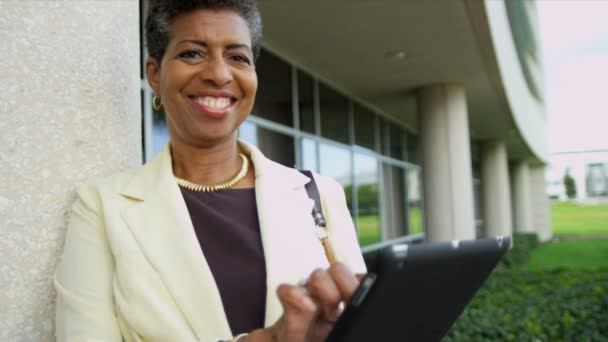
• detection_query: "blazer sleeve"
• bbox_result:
[315,175,367,274]
[54,184,123,342]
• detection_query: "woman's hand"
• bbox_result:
[243,262,361,342]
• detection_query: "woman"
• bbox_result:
[54,1,366,341]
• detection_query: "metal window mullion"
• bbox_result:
[351,150,359,233]
[347,100,358,230]
[373,114,384,242]
[313,79,321,172]
[291,66,301,168]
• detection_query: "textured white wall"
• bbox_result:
[0,1,141,340]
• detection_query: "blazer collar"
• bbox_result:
[117,140,317,338]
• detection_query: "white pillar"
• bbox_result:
[511,161,534,233]
[529,165,553,242]
[418,84,476,241]
[480,140,513,237]
[0,2,141,340]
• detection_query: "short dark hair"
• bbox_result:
[145,0,262,65]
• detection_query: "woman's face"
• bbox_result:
[146,9,257,148]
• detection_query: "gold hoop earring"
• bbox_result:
[152,95,163,111]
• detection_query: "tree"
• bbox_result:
[563,168,577,199]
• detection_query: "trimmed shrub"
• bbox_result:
[445,268,608,341]
[499,232,540,269]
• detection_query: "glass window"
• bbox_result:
[298,71,315,134]
[380,163,407,239]
[256,127,295,167]
[406,132,419,164]
[378,117,390,156]
[407,168,424,234]
[152,104,169,157]
[319,143,353,212]
[355,153,381,246]
[319,83,349,144]
[238,120,258,146]
[389,123,404,160]
[252,49,293,127]
[353,103,376,151]
[300,138,318,172]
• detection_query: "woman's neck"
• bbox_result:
[170,138,243,186]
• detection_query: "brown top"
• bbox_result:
[179,186,267,336]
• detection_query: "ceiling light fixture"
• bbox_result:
[384,50,407,61]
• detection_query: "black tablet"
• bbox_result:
[327,236,511,342]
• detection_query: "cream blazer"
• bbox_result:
[54,141,366,342]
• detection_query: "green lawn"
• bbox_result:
[551,202,608,236]
[526,238,608,270]
[356,207,422,246]
[357,215,381,246]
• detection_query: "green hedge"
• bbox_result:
[445,268,608,341]
[445,233,608,341]
[500,232,540,269]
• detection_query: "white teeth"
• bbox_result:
[195,96,231,109]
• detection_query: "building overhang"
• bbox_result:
[259,0,548,163]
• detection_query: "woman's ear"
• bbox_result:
[145,56,161,96]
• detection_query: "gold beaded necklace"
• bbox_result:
[174,153,249,192]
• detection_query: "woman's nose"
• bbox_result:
[202,57,232,86]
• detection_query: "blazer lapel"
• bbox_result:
[242,142,330,326]
[119,145,232,340]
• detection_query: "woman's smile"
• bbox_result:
[188,92,238,118]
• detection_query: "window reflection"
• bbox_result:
[298,71,315,134]
[406,132,419,164]
[355,153,381,246]
[353,103,376,151]
[381,164,407,238]
[389,123,404,160]
[407,168,424,234]
[256,127,295,167]
[319,143,353,212]
[152,107,169,157]
[239,122,295,167]
[301,138,318,172]
[252,50,293,127]
[238,120,258,146]
[319,84,349,144]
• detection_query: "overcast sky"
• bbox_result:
[537,0,608,153]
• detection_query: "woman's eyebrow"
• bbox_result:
[176,40,251,51]
[177,39,208,47]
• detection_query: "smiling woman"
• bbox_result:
[53,1,366,342]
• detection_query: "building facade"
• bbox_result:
[1,0,552,339]
[140,0,552,247]
[547,150,608,202]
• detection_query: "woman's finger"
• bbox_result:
[306,268,342,322]
[275,283,318,341]
[327,262,360,303]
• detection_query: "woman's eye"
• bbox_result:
[230,55,251,65]
[177,50,202,59]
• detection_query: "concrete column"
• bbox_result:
[511,161,534,233]
[418,84,476,241]
[529,165,553,241]
[480,140,513,237]
[0,2,141,340]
